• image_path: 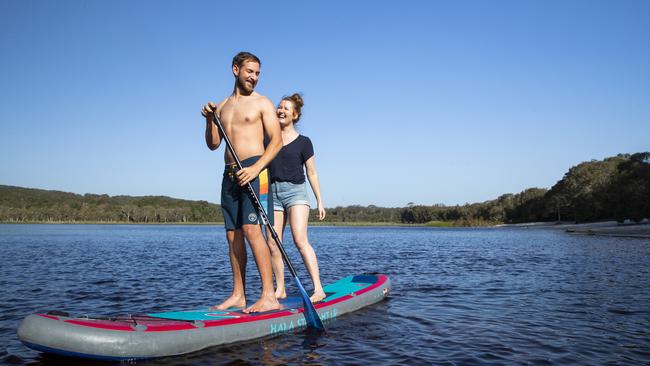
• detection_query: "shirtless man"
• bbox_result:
[201,52,282,313]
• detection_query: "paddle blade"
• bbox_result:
[293,277,325,331]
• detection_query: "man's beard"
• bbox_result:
[237,78,255,94]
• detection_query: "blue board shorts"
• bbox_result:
[221,156,273,230]
[272,181,310,212]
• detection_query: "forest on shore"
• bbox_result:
[1,152,648,226]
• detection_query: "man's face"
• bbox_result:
[234,60,260,94]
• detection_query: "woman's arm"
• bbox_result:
[305,156,325,220]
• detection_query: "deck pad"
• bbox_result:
[145,275,377,322]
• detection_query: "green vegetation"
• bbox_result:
[1,152,648,225]
[395,152,650,225]
[0,186,222,223]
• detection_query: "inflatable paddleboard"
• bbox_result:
[18,274,390,361]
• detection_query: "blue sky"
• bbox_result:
[1,1,648,207]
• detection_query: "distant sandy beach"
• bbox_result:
[498,220,650,239]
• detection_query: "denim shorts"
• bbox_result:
[272,181,310,211]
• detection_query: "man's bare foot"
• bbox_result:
[310,290,326,303]
[275,288,287,299]
[210,294,246,311]
[243,294,281,313]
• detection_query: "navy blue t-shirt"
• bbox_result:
[268,135,314,184]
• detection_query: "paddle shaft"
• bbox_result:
[211,112,298,276]
[211,110,324,330]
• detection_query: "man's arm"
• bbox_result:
[202,101,223,150]
[235,97,281,185]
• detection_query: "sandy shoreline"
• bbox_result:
[498,220,650,239]
[2,220,649,238]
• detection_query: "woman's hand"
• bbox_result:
[317,203,326,221]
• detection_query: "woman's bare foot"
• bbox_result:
[310,290,326,303]
[244,294,281,313]
[275,288,287,299]
[210,294,246,311]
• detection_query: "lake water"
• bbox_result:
[1,224,649,365]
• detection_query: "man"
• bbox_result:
[201,52,282,313]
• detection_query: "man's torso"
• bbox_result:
[217,93,266,163]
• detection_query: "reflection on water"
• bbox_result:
[1,224,649,365]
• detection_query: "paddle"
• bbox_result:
[211,110,325,332]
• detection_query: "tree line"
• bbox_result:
[1,152,648,225]
[0,186,222,223]
[396,152,649,225]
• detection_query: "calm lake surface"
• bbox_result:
[1,224,649,365]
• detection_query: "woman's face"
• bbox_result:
[276,100,296,127]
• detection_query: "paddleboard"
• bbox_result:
[18,274,390,361]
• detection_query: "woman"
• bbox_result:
[266,93,326,303]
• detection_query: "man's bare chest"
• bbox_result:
[220,102,261,127]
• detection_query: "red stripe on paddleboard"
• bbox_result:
[64,319,134,331]
[37,314,60,321]
[143,323,196,331]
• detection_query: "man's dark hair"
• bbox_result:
[232,51,261,68]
